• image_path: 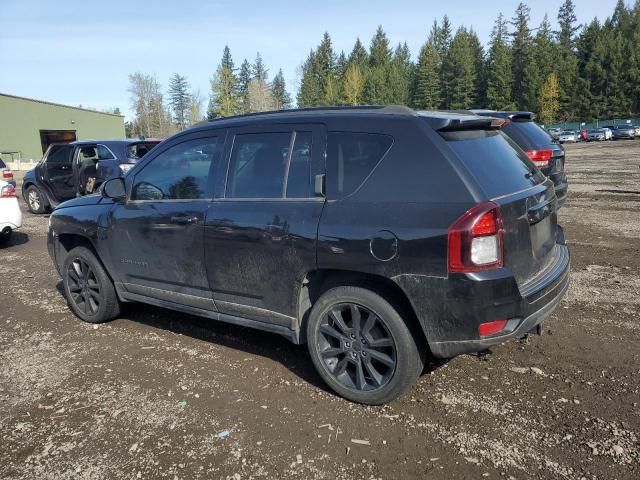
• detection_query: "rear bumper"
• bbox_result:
[395,241,570,359]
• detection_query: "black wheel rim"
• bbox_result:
[318,303,397,392]
[67,258,101,315]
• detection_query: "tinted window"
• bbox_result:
[128,142,159,161]
[78,145,115,163]
[0,158,6,168]
[46,145,73,164]
[502,121,554,149]
[442,130,545,198]
[227,132,291,199]
[326,132,393,199]
[132,137,220,201]
[286,131,313,198]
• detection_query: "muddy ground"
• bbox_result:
[0,140,638,480]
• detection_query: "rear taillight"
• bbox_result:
[448,202,503,273]
[525,150,552,168]
[1,169,13,179]
[0,184,17,198]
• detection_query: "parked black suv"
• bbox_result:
[22,139,160,213]
[471,111,568,207]
[47,106,570,404]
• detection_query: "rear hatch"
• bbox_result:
[439,125,559,285]
[500,114,564,178]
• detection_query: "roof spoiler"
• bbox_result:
[419,111,507,132]
[508,112,535,121]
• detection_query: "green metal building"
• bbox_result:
[0,93,125,165]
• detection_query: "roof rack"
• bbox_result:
[207,105,417,122]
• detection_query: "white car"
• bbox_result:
[0,179,22,243]
[558,131,577,143]
[602,127,613,140]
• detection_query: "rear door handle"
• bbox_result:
[170,216,199,225]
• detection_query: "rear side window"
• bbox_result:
[0,158,6,168]
[326,132,393,199]
[502,121,554,149]
[227,132,291,199]
[442,130,545,198]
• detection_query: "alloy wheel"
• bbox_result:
[317,303,397,392]
[67,258,101,315]
[28,190,40,211]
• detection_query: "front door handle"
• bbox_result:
[170,215,199,225]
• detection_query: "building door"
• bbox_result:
[40,130,77,154]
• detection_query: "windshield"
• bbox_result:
[590,129,603,133]
[561,131,574,135]
[441,129,545,198]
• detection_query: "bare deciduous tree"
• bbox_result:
[247,78,275,112]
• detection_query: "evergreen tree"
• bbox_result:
[271,69,292,109]
[433,17,453,108]
[486,14,515,110]
[510,3,534,110]
[168,73,190,129]
[365,26,392,104]
[297,50,323,107]
[208,45,239,119]
[388,42,412,105]
[412,40,441,110]
[575,20,607,119]
[348,38,369,70]
[527,15,557,113]
[556,0,580,120]
[442,27,477,109]
[253,52,268,82]
[467,29,486,108]
[237,59,252,113]
[315,32,338,104]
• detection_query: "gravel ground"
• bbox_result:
[1,140,639,480]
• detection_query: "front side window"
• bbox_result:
[326,132,393,199]
[131,137,220,201]
[46,145,73,165]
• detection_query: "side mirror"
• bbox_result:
[102,177,126,201]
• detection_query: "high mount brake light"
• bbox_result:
[525,150,552,168]
[448,202,504,273]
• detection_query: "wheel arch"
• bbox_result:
[297,269,429,352]
[55,233,112,282]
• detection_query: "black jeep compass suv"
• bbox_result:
[47,106,570,404]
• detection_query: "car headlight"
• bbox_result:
[119,164,134,174]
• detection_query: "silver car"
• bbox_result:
[587,129,606,142]
[558,131,577,143]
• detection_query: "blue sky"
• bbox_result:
[0,0,621,120]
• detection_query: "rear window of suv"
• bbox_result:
[441,129,545,198]
[502,120,554,148]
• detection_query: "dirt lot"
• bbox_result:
[1,141,639,480]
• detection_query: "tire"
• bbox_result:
[62,246,120,323]
[0,228,12,244]
[307,286,424,405]
[26,185,47,214]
